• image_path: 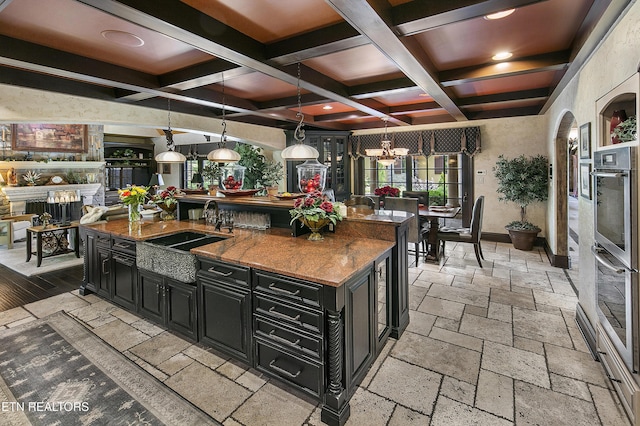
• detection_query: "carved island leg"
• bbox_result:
[321,308,350,426]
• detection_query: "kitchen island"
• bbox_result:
[79,205,409,426]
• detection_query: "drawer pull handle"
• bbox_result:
[102,258,110,274]
[268,307,300,322]
[113,242,132,249]
[207,267,233,277]
[269,359,301,378]
[269,329,300,347]
[268,283,300,296]
[607,375,622,383]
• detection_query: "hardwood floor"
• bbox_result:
[0,264,83,312]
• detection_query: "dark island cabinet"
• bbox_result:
[81,229,111,297]
[110,238,137,312]
[197,258,252,364]
[138,270,198,341]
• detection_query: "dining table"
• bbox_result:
[419,206,461,261]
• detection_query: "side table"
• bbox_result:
[26,223,80,267]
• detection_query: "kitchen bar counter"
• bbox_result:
[82,219,395,287]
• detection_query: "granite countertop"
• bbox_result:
[82,219,395,287]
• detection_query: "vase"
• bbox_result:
[610,109,628,144]
[128,203,141,223]
[301,217,330,241]
[158,203,177,221]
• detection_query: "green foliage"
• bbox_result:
[427,173,445,206]
[494,154,548,227]
[260,160,284,186]
[235,143,267,189]
[201,162,222,186]
[613,115,637,143]
[506,221,541,231]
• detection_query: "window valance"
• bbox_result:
[349,126,481,158]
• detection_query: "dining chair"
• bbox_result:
[403,190,429,206]
[383,197,427,265]
[322,188,335,202]
[437,196,485,267]
[346,195,376,209]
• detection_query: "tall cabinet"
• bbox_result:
[285,131,350,201]
[103,136,155,205]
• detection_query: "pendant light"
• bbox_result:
[207,72,241,163]
[281,63,319,161]
[155,99,187,163]
[365,117,408,167]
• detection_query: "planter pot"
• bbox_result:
[266,185,279,196]
[507,227,540,251]
[208,185,219,196]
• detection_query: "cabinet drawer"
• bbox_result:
[198,258,249,288]
[255,315,322,360]
[597,323,640,423]
[254,270,322,309]
[255,340,322,399]
[112,237,136,255]
[254,294,323,335]
[95,232,111,248]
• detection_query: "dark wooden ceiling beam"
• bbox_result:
[76,0,403,125]
[440,50,570,87]
[349,77,418,99]
[458,88,549,107]
[267,22,367,65]
[465,105,542,120]
[324,0,466,121]
[393,0,547,36]
[159,61,252,91]
[388,101,441,114]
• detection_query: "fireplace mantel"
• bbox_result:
[0,161,105,170]
[1,183,102,214]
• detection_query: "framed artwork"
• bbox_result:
[161,163,172,174]
[11,124,87,152]
[579,122,591,159]
[580,163,592,200]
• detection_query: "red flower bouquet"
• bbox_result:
[374,186,400,197]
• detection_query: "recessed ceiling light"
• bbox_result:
[322,105,333,110]
[101,30,145,47]
[484,9,515,20]
[418,93,429,97]
[492,51,513,61]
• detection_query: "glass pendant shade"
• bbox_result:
[207,147,241,162]
[377,157,396,167]
[281,143,319,161]
[155,150,186,163]
[297,159,328,193]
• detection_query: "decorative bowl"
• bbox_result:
[218,188,261,197]
[274,193,306,200]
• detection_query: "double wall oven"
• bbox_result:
[592,146,638,372]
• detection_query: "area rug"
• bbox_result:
[0,241,83,277]
[0,311,219,425]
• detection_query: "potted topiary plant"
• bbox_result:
[201,162,222,195]
[493,154,549,250]
[260,160,285,196]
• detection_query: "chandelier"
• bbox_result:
[207,72,241,163]
[155,99,187,163]
[281,63,319,161]
[365,117,408,166]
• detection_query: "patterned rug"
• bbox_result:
[0,311,219,425]
[0,240,83,277]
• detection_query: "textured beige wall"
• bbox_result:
[544,2,640,324]
[0,84,285,150]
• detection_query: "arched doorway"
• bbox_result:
[553,111,577,268]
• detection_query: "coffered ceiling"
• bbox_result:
[0,0,629,132]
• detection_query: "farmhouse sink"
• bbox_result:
[137,232,227,283]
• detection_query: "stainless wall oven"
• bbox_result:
[593,146,636,269]
[593,145,638,372]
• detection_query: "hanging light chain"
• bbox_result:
[294,62,305,142]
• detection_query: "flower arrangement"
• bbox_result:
[151,186,183,208]
[22,171,41,185]
[374,185,400,197]
[118,185,148,206]
[289,191,344,226]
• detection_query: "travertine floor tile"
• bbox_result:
[232,382,315,426]
[431,396,511,426]
[482,341,550,388]
[589,383,631,426]
[488,302,512,323]
[392,332,481,385]
[429,326,483,352]
[344,388,395,426]
[408,285,428,310]
[92,318,151,352]
[513,307,573,347]
[545,343,607,387]
[405,309,436,336]
[165,362,251,422]
[439,376,475,406]
[388,405,430,425]
[129,331,192,366]
[515,381,599,425]
[24,292,89,318]
[183,345,228,369]
[550,373,591,401]
[0,306,32,326]
[459,313,513,345]
[157,352,194,376]
[417,295,465,320]
[533,289,578,310]
[490,288,536,310]
[368,357,441,415]
[476,369,514,420]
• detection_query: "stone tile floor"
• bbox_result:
[0,241,629,425]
